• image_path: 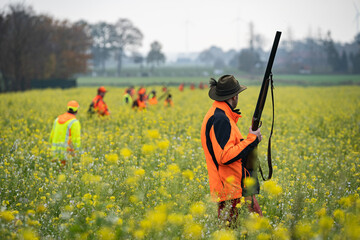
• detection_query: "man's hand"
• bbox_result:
[249,127,262,142]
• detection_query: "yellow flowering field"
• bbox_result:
[0,85,359,239]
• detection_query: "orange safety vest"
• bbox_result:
[164,99,173,107]
[133,99,146,110]
[200,101,259,202]
[92,95,110,116]
[148,97,158,105]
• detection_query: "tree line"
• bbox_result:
[0,4,90,92]
[197,27,360,75]
[0,4,165,92]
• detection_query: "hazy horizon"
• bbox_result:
[0,0,358,58]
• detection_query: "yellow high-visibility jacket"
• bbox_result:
[49,112,81,159]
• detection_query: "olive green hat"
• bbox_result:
[208,75,247,101]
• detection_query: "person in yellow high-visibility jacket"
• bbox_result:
[49,101,81,165]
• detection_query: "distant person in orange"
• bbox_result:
[138,86,146,97]
[162,85,168,92]
[164,94,174,107]
[199,82,204,89]
[88,86,110,116]
[190,83,195,90]
[179,83,184,92]
[123,87,134,105]
[133,92,147,110]
[148,90,158,105]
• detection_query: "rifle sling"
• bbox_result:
[259,74,274,181]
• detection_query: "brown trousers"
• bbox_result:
[218,195,263,227]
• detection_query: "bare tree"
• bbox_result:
[90,22,115,75]
[113,18,143,76]
[146,41,165,68]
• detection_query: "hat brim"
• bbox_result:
[208,84,247,101]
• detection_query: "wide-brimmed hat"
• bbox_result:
[208,75,247,101]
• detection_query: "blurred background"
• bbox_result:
[0,0,359,92]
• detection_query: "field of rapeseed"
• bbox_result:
[0,85,359,239]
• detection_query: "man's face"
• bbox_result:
[233,94,239,108]
[100,92,105,98]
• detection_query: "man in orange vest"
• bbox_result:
[132,92,147,110]
[200,75,263,226]
[148,90,158,105]
[164,94,173,107]
[49,101,81,165]
[89,86,110,116]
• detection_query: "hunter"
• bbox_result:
[200,75,263,227]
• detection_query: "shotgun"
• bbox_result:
[252,31,281,180]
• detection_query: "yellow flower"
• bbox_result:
[105,153,119,164]
[295,221,314,239]
[97,227,115,240]
[133,229,145,239]
[245,214,271,232]
[244,177,256,188]
[184,223,202,239]
[212,229,236,240]
[167,163,180,174]
[338,196,354,208]
[117,218,123,226]
[333,209,345,223]
[315,207,326,217]
[129,195,139,203]
[190,201,206,217]
[21,228,39,240]
[142,206,167,230]
[273,225,290,240]
[157,140,170,150]
[81,173,102,184]
[27,210,35,216]
[0,210,15,222]
[225,175,235,184]
[319,216,333,233]
[257,233,271,240]
[120,148,132,158]
[142,144,155,155]
[147,129,160,139]
[263,180,283,196]
[182,169,194,180]
[80,155,93,166]
[134,168,145,177]
[57,174,66,184]
[36,204,46,213]
[168,213,184,226]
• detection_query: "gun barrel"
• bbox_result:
[252,31,281,131]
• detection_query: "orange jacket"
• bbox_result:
[201,101,259,202]
[92,95,110,116]
[148,97,158,105]
[132,98,146,110]
[164,99,173,107]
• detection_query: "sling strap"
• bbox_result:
[258,74,274,181]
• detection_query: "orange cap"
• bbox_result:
[67,100,79,112]
[138,88,146,95]
[98,86,107,93]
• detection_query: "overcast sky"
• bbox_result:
[0,0,358,57]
